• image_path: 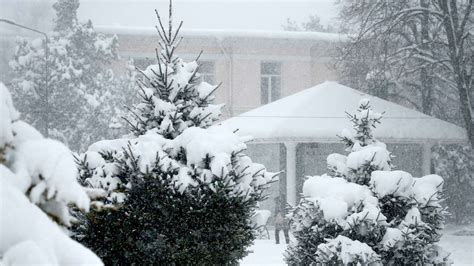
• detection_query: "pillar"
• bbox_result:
[421,143,432,175]
[285,142,297,206]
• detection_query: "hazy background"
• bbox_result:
[0,0,338,81]
[0,0,338,31]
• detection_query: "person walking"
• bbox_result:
[274,195,289,244]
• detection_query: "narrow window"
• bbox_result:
[261,62,281,104]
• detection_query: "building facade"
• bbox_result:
[97,26,344,119]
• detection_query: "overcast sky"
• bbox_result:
[0,0,338,34]
[78,0,338,31]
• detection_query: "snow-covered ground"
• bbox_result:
[241,226,474,265]
[441,225,474,265]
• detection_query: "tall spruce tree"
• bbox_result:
[9,0,120,151]
[74,3,277,264]
[285,99,449,265]
[122,12,221,138]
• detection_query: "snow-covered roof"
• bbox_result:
[221,82,468,144]
[95,26,346,42]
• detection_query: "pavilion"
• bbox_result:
[222,81,467,207]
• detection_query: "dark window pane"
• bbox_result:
[271,76,281,101]
[261,62,281,75]
[261,77,269,104]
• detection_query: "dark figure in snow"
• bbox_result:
[274,195,290,244]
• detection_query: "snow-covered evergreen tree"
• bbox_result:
[9,0,120,151]
[285,99,449,265]
[0,82,101,265]
[123,17,221,138]
[74,4,277,264]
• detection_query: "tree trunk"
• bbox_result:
[420,0,434,115]
[438,0,474,147]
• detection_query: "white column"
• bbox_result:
[421,143,432,175]
[285,142,297,206]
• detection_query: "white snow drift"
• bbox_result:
[0,83,101,265]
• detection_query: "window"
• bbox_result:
[261,62,281,104]
[198,61,215,84]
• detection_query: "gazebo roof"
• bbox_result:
[221,82,467,144]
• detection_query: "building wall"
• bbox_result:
[282,60,313,97]
[110,33,340,119]
[213,59,230,112]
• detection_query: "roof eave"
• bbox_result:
[245,136,468,145]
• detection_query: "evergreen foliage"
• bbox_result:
[123,8,221,138]
[285,99,449,265]
[74,3,277,264]
[8,0,127,151]
[0,83,100,264]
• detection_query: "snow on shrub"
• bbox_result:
[8,0,128,151]
[285,99,449,265]
[79,127,273,203]
[0,83,101,265]
[74,4,277,265]
[316,235,381,265]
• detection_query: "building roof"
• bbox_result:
[221,81,468,144]
[95,26,346,42]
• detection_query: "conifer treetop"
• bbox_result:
[340,98,383,150]
[53,0,80,32]
[125,1,222,138]
[329,99,390,185]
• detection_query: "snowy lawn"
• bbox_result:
[441,225,474,265]
[241,226,474,265]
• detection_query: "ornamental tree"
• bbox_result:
[74,4,277,265]
[285,99,449,265]
[9,0,121,151]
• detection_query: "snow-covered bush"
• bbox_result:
[433,144,474,224]
[285,99,449,265]
[0,83,101,265]
[8,0,129,151]
[74,5,276,265]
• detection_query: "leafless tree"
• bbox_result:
[336,0,473,147]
